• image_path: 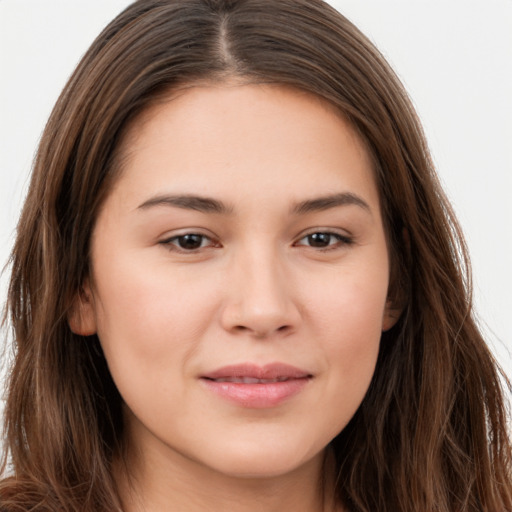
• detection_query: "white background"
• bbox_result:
[1,1,511,401]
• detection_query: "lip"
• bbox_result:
[200,363,312,408]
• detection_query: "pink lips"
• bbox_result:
[200,363,312,408]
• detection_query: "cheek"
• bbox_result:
[304,267,387,427]
[90,256,220,385]
[320,287,383,371]
[308,259,389,343]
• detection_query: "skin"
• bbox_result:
[70,84,398,512]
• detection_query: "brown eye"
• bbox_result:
[307,233,333,247]
[296,231,353,250]
[176,234,205,250]
[160,233,216,252]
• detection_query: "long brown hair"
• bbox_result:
[1,1,511,510]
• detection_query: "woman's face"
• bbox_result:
[72,84,396,479]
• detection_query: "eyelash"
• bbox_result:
[294,231,354,251]
[159,233,219,252]
[159,230,353,254]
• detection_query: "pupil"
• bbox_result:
[178,234,203,249]
[308,233,331,247]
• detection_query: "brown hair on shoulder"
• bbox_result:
[2,1,511,510]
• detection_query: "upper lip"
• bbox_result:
[201,363,312,381]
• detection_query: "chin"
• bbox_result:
[196,435,327,480]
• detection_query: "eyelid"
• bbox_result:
[156,227,354,254]
[293,228,354,250]
[158,229,220,253]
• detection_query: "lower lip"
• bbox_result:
[200,378,310,408]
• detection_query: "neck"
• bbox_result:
[115,442,341,512]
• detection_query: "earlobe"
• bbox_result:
[382,299,402,332]
[383,228,409,332]
[68,281,97,336]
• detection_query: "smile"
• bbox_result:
[206,376,294,383]
[200,363,312,408]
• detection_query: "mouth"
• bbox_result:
[201,362,312,380]
[200,363,312,408]
[205,376,297,384]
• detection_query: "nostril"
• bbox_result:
[230,323,291,338]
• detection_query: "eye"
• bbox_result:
[160,233,217,252]
[295,231,352,250]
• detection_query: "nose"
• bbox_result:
[220,246,301,339]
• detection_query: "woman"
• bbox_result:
[1,0,511,510]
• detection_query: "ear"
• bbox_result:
[382,227,409,332]
[381,298,403,332]
[68,279,97,336]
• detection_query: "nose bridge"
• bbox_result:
[221,240,299,337]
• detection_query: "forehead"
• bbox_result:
[106,83,379,213]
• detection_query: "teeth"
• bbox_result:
[213,377,290,383]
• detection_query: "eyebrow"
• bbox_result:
[137,194,233,214]
[136,191,371,215]
[292,192,371,215]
